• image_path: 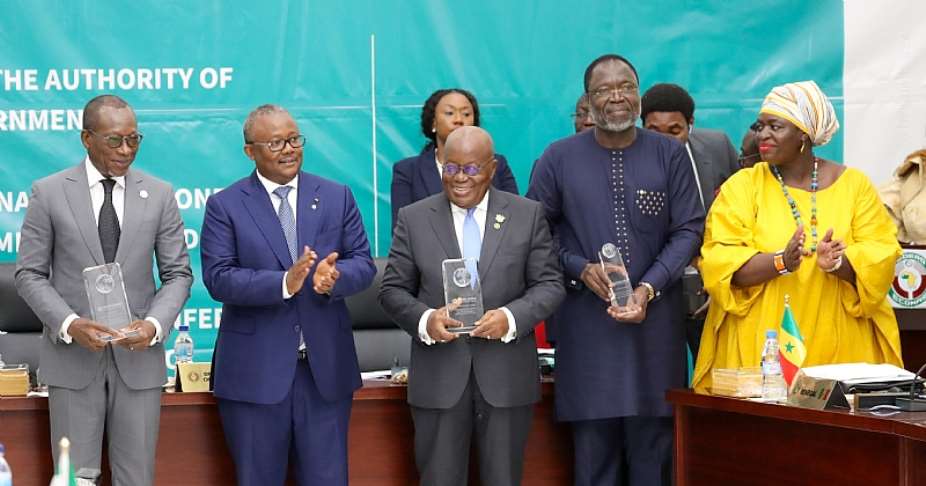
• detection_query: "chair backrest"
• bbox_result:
[0,262,43,377]
[0,262,43,333]
[346,257,410,371]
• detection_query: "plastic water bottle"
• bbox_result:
[173,324,194,364]
[0,442,13,486]
[761,329,788,401]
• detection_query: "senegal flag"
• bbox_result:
[778,300,806,386]
[49,437,77,486]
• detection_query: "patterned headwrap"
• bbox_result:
[759,80,839,147]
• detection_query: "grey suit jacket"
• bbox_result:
[15,162,192,390]
[688,127,739,211]
[379,188,564,409]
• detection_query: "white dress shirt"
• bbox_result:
[684,142,705,210]
[59,157,163,346]
[253,169,300,299]
[417,191,518,345]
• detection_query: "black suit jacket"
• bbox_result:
[390,147,519,228]
[688,128,739,211]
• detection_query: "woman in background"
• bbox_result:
[390,88,518,227]
[692,80,902,392]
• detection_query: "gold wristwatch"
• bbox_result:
[639,282,656,302]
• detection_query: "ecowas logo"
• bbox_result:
[890,252,926,307]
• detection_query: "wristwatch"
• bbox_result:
[639,281,657,302]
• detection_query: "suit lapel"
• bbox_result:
[688,133,712,190]
[115,170,146,264]
[243,172,293,269]
[478,188,510,279]
[296,173,323,252]
[427,193,460,260]
[63,163,104,265]
[418,149,443,196]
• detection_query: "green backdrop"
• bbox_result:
[0,0,844,369]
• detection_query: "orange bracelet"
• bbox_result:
[773,250,789,275]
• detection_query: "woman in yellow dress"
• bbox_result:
[692,81,903,393]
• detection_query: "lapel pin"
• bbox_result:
[139,189,148,199]
[311,197,319,210]
[493,213,505,230]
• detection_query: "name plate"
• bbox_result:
[175,362,211,392]
[786,372,849,410]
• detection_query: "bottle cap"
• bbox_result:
[0,442,5,454]
[766,329,778,338]
[178,324,189,331]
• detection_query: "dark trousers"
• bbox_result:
[217,359,352,486]
[686,317,705,365]
[571,416,673,486]
[410,371,534,486]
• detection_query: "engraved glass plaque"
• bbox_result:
[599,243,637,309]
[82,263,132,328]
[442,258,483,334]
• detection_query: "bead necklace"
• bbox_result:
[770,157,819,253]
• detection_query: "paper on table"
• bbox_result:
[799,363,914,385]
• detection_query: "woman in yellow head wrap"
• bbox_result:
[691,81,903,393]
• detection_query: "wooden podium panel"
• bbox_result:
[668,389,926,486]
[0,381,572,485]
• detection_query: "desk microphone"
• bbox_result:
[895,362,926,412]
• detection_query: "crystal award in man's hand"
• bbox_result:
[442,258,484,334]
[82,262,132,328]
[599,243,637,309]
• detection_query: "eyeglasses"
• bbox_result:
[87,129,143,149]
[247,135,306,152]
[444,157,494,177]
[589,84,638,100]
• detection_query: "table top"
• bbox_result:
[667,388,926,442]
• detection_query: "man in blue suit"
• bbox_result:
[200,104,376,486]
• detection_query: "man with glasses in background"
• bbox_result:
[16,94,192,485]
[200,104,375,486]
[380,126,564,486]
[528,55,703,486]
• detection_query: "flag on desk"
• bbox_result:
[778,297,806,386]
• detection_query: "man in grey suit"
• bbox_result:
[640,83,739,361]
[15,95,192,485]
[379,126,564,486]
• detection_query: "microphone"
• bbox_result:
[895,361,926,411]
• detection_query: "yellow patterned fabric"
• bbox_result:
[759,80,839,147]
[692,163,903,393]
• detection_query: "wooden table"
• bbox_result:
[668,389,926,486]
[0,380,572,485]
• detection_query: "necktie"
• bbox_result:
[274,185,306,351]
[462,208,482,287]
[98,178,120,263]
[274,186,297,263]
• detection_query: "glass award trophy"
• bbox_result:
[441,257,484,334]
[599,243,637,309]
[82,262,133,329]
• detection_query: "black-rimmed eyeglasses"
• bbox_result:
[247,135,306,152]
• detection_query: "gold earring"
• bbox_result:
[800,140,806,153]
